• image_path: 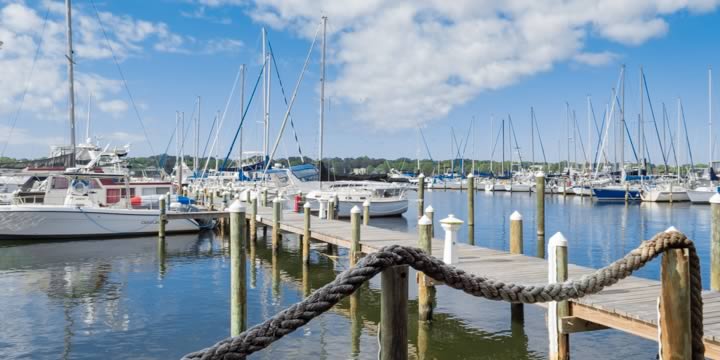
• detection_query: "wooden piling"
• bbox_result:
[363,199,370,226]
[509,211,524,322]
[711,194,720,290]
[209,191,214,211]
[350,292,361,357]
[328,197,336,221]
[467,173,475,245]
[417,174,425,218]
[158,196,167,238]
[261,188,268,207]
[230,200,247,336]
[303,202,311,264]
[418,215,435,321]
[425,205,434,238]
[333,194,340,220]
[548,232,569,360]
[536,172,546,259]
[380,265,408,360]
[350,206,361,266]
[250,195,258,242]
[659,226,691,359]
[272,197,282,252]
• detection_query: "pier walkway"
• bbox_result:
[248,204,720,358]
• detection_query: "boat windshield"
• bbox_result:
[291,165,319,182]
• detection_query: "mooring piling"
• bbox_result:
[467,173,475,245]
[417,173,425,218]
[418,215,435,322]
[158,196,167,239]
[711,194,720,290]
[328,196,336,221]
[548,232,569,360]
[380,264,408,360]
[659,226,692,359]
[303,202,311,264]
[230,200,247,336]
[510,211,524,322]
[350,206,361,266]
[536,171,546,258]
[425,205,434,238]
[363,199,370,226]
[272,197,282,252]
[250,194,258,242]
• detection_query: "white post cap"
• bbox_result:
[467,172,474,178]
[351,205,361,214]
[418,173,425,178]
[272,197,282,204]
[418,214,432,226]
[440,214,464,226]
[303,201,311,209]
[665,226,680,233]
[549,232,568,247]
[535,171,546,178]
[425,205,434,213]
[510,211,522,221]
[363,199,371,207]
[229,199,245,213]
[711,193,720,204]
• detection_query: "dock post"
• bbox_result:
[229,200,247,336]
[380,264,408,360]
[363,199,370,226]
[319,198,327,219]
[418,215,435,321]
[158,196,167,238]
[261,188,268,207]
[250,194,258,242]
[536,172,546,259]
[303,202,311,264]
[209,191,214,211]
[333,194,340,219]
[440,214,463,264]
[425,205,434,238]
[328,197,336,220]
[417,174,425,218]
[272,197,282,252]
[509,211,524,322]
[548,232,569,360]
[624,182,629,203]
[350,289,361,357]
[467,173,475,245]
[350,206,361,266]
[659,226,691,359]
[711,194,720,290]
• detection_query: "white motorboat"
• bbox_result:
[0,172,212,239]
[505,183,533,192]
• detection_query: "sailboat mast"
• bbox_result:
[640,67,644,171]
[710,67,713,166]
[490,114,494,174]
[194,96,200,176]
[239,65,245,181]
[620,65,625,173]
[678,97,681,179]
[531,107,535,166]
[65,0,76,167]
[262,28,269,166]
[319,16,327,189]
[86,91,91,142]
[176,111,180,192]
[586,96,591,172]
[501,119,505,175]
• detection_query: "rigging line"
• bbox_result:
[532,111,548,167]
[260,23,321,177]
[680,101,695,171]
[661,103,679,167]
[1,7,51,158]
[267,39,305,162]
[202,62,246,176]
[220,62,266,171]
[641,69,669,172]
[612,95,638,164]
[508,115,524,164]
[89,0,160,171]
[418,128,433,161]
[159,125,177,169]
[200,114,217,165]
[589,100,609,164]
[572,111,588,166]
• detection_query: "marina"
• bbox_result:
[3,1,720,359]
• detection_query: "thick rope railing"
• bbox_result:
[183,231,704,360]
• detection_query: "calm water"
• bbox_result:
[0,190,712,359]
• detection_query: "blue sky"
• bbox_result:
[2,0,720,165]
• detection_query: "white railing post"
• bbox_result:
[548,232,569,360]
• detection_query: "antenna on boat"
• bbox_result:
[65,0,77,167]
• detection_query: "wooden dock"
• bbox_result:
[246,204,720,358]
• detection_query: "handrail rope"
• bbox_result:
[183,230,704,360]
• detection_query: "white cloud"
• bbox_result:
[97,99,128,115]
[202,38,244,54]
[236,0,720,129]
[573,51,620,66]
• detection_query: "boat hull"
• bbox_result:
[592,187,641,201]
[0,206,206,239]
[687,189,717,204]
[640,190,690,202]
